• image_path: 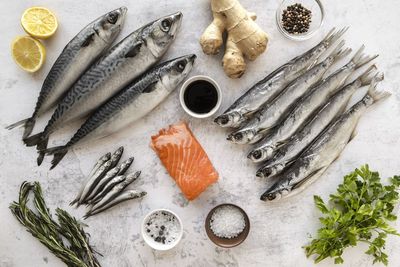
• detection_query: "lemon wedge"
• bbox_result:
[11,36,46,73]
[21,7,58,39]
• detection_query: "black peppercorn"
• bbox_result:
[282,3,312,34]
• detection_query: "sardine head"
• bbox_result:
[260,182,290,202]
[227,129,256,144]
[214,112,242,127]
[96,7,127,43]
[160,54,196,90]
[247,146,274,163]
[143,12,183,58]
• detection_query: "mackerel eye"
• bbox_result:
[176,60,186,72]
[107,13,119,24]
[161,19,171,31]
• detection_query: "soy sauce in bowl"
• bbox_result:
[180,76,221,118]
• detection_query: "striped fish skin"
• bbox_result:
[7,7,127,139]
[228,42,350,144]
[256,67,380,178]
[261,76,389,202]
[214,28,348,128]
[247,46,377,162]
[25,12,183,163]
[44,54,195,169]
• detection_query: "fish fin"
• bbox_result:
[43,146,69,170]
[349,128,358,143]
[367,73,390,102]
[327,40,351,62]
[23,132,45,147]
[292,166,329,193]
[6,118,28,129]
[142,81,158,93]
[36,137,49,166]
[323,27,348,47]
[125,42,143,58]
[81,33,95,47]
[350,45,378,69]
[358,65,378,86]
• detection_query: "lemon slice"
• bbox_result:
[11,36,46,73]
[21,7,58,39]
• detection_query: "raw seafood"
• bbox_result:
[257,66,379,178]
[248,46,377,162]
[25,12,183,164]
[7,7,126,139]
[261,76,389,201]
[151,122,219,200]
[214,28,347,128]
[228,41,350,144]
[43,54,195,169]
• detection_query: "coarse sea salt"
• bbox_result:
[145,211,181,245]
[210,205,246,239]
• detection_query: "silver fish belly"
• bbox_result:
[7,7,127,139]
[214,28,348,128]
[261,77,390,201]
[228,42,350,144]
[256,67,380,178]
[44,54,196,169]
[248,46,377,162]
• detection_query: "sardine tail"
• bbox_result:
[350,45,378,69]
[43,146,69,170]
[367,73,390,102]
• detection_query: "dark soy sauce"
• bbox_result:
[184,80,218,114]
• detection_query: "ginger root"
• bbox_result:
[200,0,268,78]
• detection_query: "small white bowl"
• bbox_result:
[179,75,222,119]
[141,209,183,250]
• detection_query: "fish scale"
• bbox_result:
[43,54,196,169]
[24,12,183,166]
[7,7,127,139]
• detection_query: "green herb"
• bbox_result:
[304,165,400,265]
[10,181,102,267]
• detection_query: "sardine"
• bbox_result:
[214,28,348,128]
[43,54,196,169]
[261,76,389,201]
[88,174,127,204]
[84,190,146,219]
[6,7,127,139]
[84,165,121,204]
[257,66,380,178]
[70,151,111,206]
[24,12,183,165]
[117,157,134,175]
[248,46,377,162]
[109,146,124,169]
[228,41,350,144]
[89,171,141,211]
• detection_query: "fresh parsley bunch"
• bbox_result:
[305,165,400,265]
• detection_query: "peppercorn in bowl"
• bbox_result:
[276,0,324,41]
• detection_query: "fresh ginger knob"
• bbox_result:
[199,0,269,78]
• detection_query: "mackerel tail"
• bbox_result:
[42,145,69,170]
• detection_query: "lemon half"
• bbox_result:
[21,7,58,39]
[11,36,46,73]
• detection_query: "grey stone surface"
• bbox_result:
[1,0,400,266]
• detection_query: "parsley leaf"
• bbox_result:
[304,165,400,265]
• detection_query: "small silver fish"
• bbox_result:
[24,12,183,165]
[261,76,389,201]
[214,28,348,128]
[88,174,127,204]
[117,157,134,175]
[228,41,349,144]
[7,7,127,139]
[248,46,377,162]
[109,146,124,169]
[256,66,380,178]
[84,165,121,204]
[84,190,146,219]
[44,54,195,169]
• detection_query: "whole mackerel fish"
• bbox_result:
[256,67,380,178]
[214,28,347,128]
[248,46,377,162]
[6,7,127,138]
[261,77,390,201]
[25,12,183,165]
[228,41,349,144]
[44,54,196,169]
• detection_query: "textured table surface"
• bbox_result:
[1,0,400,267]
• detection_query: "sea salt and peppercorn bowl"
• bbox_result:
[141,209,183,250]
[205,203,250,248]
[276,0,324,41]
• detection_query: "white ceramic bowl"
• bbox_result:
[141,209,183,250]
[179,75,222,119]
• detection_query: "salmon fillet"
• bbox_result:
[151,122,219,200]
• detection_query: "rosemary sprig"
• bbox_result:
[9,181,101,267]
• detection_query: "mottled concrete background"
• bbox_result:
[1,0,400,266]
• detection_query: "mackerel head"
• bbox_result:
[24,12,183,165]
